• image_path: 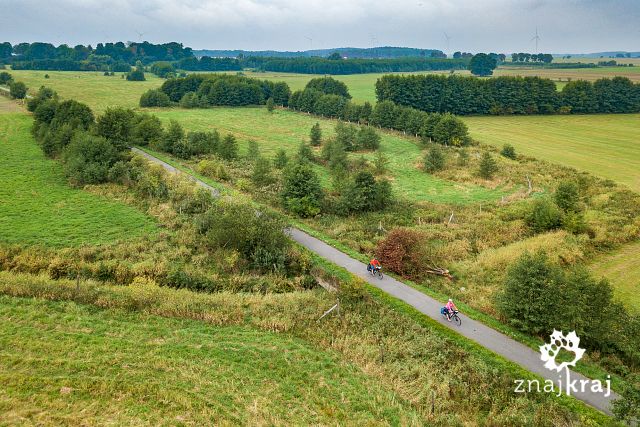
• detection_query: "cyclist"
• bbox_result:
[368,258,382,274]
[442,298,458,322]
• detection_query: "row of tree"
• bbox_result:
[376,74,640,115]
[243,56,469,75]
[510,52,554,63]
[149,74,291,106]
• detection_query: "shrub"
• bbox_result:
[433,113,469,146]
[296,141,315,163]
[150,61,174,78]
[246,139,260,161]
[266,97,275,112]
[26,86,57,112]
[9,81,27,99]
[51,99,94,131]
[281,162,323,217]
[131,114,164,146]
[376,228,424,278]
[62,132,121,185]
[478,152,498,179]
[140,89,171,107]
[500,144,516,159]
[197,159,230,181]
[526,198,563,233]
[179,91,200,108]
[126,68,146,81]
[305,76,351,98]
[423,145,445,173]
[0,71,12,85]
[187,130,219,156]
[555,181,580,212]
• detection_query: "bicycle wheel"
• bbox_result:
[377,271,384,280]
[452,314,462,326]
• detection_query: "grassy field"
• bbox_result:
[0,295,416,425]
[150,106,505,204]
[8,70,163,112]
[0,105,156,247]
[464,113,640,192]
[588,241,640,313]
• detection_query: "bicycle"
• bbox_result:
[368,265,384,280]
[442,308,462,326]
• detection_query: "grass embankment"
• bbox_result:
[150,106,505,204]
[0,111,156,247]
[464,114,640,192]
[588,240,640,313]
[0,272,614,425]
[0,295,419,425]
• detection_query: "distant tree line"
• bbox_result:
[195,46,446,59]
[143,74,291,107]
[1,41,193,71]
[376,74,640,115]
[176,56,242,72]
[511,52,554,63]
[242,56,469,75]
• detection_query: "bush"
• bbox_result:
[281,162,323,217]
[197,200,290,272]
[140,89,171,107]
[95,107,136,151]
[126,68,146,81]
[0,71,12,85]
[423,145,445,173]
[131,114,164,146]
[305,76,351,98]
[252,157,274,187]
[197,159,230,181]
[555,181,580,212]
[62,132,121,185]
[500,144,516,159]
[526,198,563,233]
[150,61,174,78]
[9,81,27,99]
[266,97,275,112]
[376,228,424,278]
[433,113,469,146]
[26,86,57,112]
[478,152,498,179]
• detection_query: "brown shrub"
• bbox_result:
[375,228,424,279]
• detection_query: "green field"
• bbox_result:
[588,241,640,313]
[151,106,505,204]
[0,106,156,247]
[464,114,640,192]
[9,70,163,112]
[0,295,415,425]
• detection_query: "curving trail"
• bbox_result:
[132,147,619,416]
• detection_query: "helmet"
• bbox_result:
[448,298,452,302]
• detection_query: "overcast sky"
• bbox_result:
[1,0,639,53]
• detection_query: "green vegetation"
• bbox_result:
[0,112,155,247]
[0,296,418,425]
[149,107,504,204]
[464,114,640,192]
[588,241,640,313]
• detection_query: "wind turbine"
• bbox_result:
[443,32,452,54]
[531,27,541,54]
[370,35,378,58]
[135,30,145,42]
[304,36,313,52]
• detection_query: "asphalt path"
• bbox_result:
[134,147,618,415]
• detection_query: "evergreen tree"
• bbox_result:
[478,152,498,179]
[335,121,357,151]
[246,139,260,161]
[356,126,381,150]
[373,151,389,175]
[252,156,274,187]
[281,162,323,217]
[266,97,275,113]
[310,122,322,146]
[297,141,315,163]
[500,144,517,159]
[273,148,289,169]
[423,145,445,173]
[218,134,238,160]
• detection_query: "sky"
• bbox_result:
[1,0,639,53]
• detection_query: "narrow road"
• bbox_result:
[132,147,619,416]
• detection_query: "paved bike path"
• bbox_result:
[132,147,618,415]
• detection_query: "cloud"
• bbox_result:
[0,0,638,52]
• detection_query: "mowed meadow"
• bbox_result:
[0,295,419,425]
[0,98,156,246]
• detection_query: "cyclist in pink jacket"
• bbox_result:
[444,298,458,321]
